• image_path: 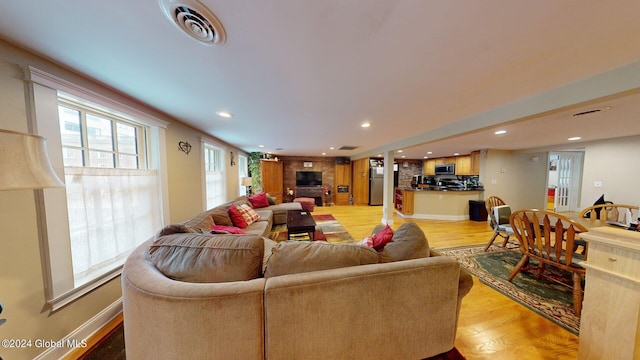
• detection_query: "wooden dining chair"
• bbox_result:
[508,209,589,316]
[484,196,514,251]
[579,203,639,223]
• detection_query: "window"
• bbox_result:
[204,143,226,209]
[238,154,248,196]
[57,100,161,287]
[25,66,169,310]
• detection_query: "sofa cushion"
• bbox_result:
[149,234,264,283]
[249,192,270,208]
[264,241,379,278]
[266,193,277,205]
[155,223,199,238]
[210,206,234,227]
[210,225,245,234]
[378,223,429,263]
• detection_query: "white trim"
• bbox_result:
[34,298,122,360]
[24,66,168,129]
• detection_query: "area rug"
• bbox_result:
[270,214,355,243]
[437,244,580,335]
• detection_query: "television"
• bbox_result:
[296,171,322,186]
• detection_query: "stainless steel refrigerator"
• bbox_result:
[369,165,384,205]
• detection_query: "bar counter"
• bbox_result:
[394,187,485,220]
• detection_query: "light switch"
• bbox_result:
[594,181,602,188]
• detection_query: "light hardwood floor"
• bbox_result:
[327,205,579,360]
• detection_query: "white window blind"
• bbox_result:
[204,143,225,209]
[238,154,248,196]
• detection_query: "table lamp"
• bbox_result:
[0,129,65,326]
[241,176,252,195]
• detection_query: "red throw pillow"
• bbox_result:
[249,192,270,208]
[228,205,248,228]
[211,225,245,234]
[371,225,394,251]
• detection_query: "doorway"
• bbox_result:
[547,151,584,212]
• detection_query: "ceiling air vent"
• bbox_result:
[339,146,359,151]
[573,106,611,117]
[160,0,226,45]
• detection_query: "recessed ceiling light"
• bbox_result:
[453,153,460,156]
[322,152,326,156]
[216,111,233,118]
[329,146,335,150]
[258,144,265,148]
[424,156,429,159]
[361,122,371,128]
[427,151,432,155]
[568,137,581,141]
[494,130,507,135]
[397,150,403,153]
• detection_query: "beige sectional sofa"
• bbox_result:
[122,209,473,360]
[173,195,302,238]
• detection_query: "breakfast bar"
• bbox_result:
[395,188,485,220]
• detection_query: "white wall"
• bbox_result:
[480,149,548,210]
[581,135,640,207]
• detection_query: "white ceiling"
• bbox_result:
[1,1,640,160]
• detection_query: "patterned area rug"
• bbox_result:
[270,214,355,243]
[437,244,580,334]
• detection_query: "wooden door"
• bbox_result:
[352,158,370,205]
[260,160,283,203]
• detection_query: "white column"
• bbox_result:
[381,150,395,225]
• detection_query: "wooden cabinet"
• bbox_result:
[394,188,414,215]
[471,150,480,175]
[260,160,283,203]
[334,163,351,205]
[425,154,480,176]
[352,158,370,205]
[579,227,640,359]
[423,159,436,175]
[455,155,471,175]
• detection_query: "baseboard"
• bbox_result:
[395,211,469,221]
[33,298,122,360]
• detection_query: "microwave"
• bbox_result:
[435,164,456,175]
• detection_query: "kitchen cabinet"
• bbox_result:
[423,159,436,175]
[471,150,480,175]
[260,160,283,203]
[334,163,351,205]
[394,188,414,215]
[455,155,471,175]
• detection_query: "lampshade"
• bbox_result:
[241,177,253,186]
[0,129,64,190]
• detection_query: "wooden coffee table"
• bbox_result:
[287,210,316,240]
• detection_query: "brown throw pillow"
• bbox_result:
[264,241,378,278]
[155,223,198,238]
[149,233,264,283]
[378,222,429,263]
[209,206,233,227]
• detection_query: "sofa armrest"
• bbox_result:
[264,256,462,360]
[430,248,474,298]
[122,240,266,360]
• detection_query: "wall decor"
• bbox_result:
[178,141,192,155]
[230,151,236,166]
[303,161,313,168]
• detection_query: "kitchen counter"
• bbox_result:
[395,187,484,220]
